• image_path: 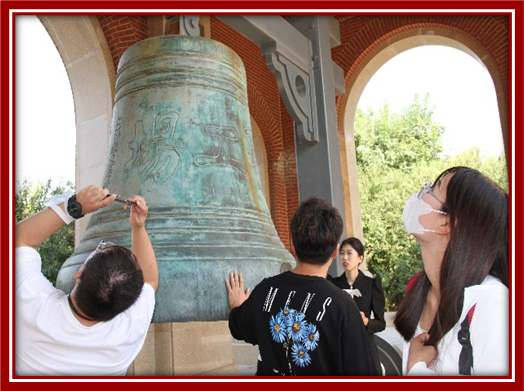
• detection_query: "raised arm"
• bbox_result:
[127,196,158,292]
[16,185,115,249]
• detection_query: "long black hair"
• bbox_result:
[394,166,509,345]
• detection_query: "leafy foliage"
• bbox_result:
[15,179,75,285]
[355,94,508,310]
[355,93,444,173]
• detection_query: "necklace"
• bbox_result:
[67,294,97,322]
[346,271,358,289]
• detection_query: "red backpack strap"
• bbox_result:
[406,272,422,293]
[467,304,476,326]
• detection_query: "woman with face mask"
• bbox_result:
[328,237,386,375]
[394,166,509,376]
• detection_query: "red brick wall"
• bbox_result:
[97,15,149,72]
[210,17,297,248]
[333,15,509,115]
[280,100,298,253]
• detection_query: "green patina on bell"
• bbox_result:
[56,35,295,323]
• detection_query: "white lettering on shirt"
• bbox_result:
[285,291,296,307]
[300,293,315,314]
[263,287,278,312]
[316,297,332,321]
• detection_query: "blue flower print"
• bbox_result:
[269,314,287,343]
[304,323,319,351]
[269,306,320,374]
[291,343,311,368]
[280,306,297,328]
[289,311,307,342]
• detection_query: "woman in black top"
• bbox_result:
[329,237,386,375]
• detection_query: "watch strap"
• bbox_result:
[67,194,85,219]
[45,189,74,207]
[49,203,75,225]
[46,189,76,224]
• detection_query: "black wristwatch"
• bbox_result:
[67,194,85,219]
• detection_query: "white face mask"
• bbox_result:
[402,193,447,234]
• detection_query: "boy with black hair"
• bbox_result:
[226,197,377,376]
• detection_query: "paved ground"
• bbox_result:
[237,365,257,376]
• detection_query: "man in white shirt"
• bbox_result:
[15,185,158,376]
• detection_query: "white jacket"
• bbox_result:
[403,275,509,376]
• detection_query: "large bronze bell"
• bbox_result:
[56,35,296,323]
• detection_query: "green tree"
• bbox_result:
[15,179,75,285]
[446,147,508,192]
[355,93,445,173]
[358,162,444,310]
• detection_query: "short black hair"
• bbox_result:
[75,246,144,321]
[290,197,344,265]
[340,237,365,257]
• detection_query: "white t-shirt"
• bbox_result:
[15,246,156,376]
[402,275,509,376]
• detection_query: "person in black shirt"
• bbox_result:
[328,237,386,375]
[226,197,378,376]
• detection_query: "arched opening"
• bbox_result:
[15,15,76,185]
[358,46,503,159]
[36,15,116,241]
[339,31,508,275]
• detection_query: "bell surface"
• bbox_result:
[56,35,296,322]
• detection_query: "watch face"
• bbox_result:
[68,203,80,213]
[67,199,83,218]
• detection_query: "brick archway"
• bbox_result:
[37,15,116,241]
[335,22,509,248]
[333,15,509,164]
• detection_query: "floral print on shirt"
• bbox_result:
[269,306,320,374]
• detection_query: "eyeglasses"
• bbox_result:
[96,240,116,251]
[85,240,116,263]
[418,181,447,211]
